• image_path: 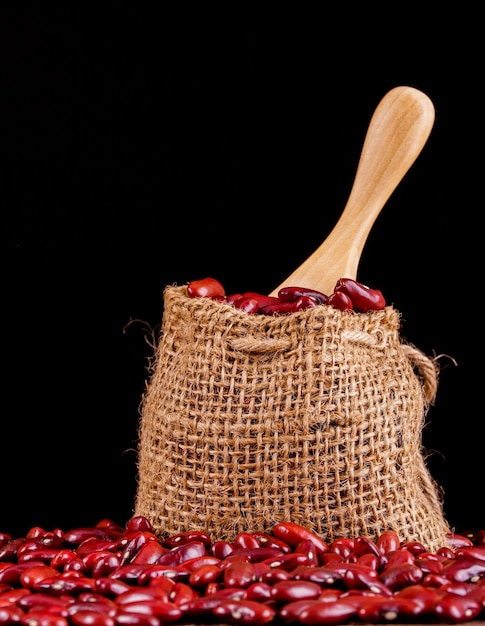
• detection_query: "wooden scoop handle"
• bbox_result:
[269,86,435,297]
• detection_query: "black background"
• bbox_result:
[2,7,483,538]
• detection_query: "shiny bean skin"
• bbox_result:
[212,598,276,624]
[273,523,328,559]
[291,565,345,588]
[188,563,222,588]
[161,530,212,551]
[20,565,61,589]
[223,560,256,589]
[376,530,401,555]
[296,598,358,624]
[442,557,485,583]
[270,579,322,602]
[69,610,115,626]
[22,610,70,626]
[356,595,422,622]
[156,541,207,567]
[433,592,482,622]
[378,563,424,591]
[117,600,183,622]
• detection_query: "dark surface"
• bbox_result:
[2,8,483,538]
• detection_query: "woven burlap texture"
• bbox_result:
[135,285,450,551]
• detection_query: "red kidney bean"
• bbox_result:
[261,552,313,571]
[328,538,354,559]
[321,553,344,565]
[67,600,117,618]
[76,539,118,559]
[270,579,322,602]
[245,581,272,602]
[433,591,482,622]
[23,610,70,626]
[0,605,26,624]
[169,581,198,606]
[94,578,132,598]
[187,277,225,299]
[278,286,329,305]
[272,522,329,559]
[454,545,485,561]
[33,575,96,595]
[112,612,160,626]
[384,547,415,568]
[20,565,61,589]
[356,595,422,622]
[356,553,379,570]
[295,295,319,310]
[102,564,153,583]
[395,583,439,613]
[334,277,386,312]
[83,551,117,572]
[117,599,183,622]
[0,533,13,545]
[255,564,291,585]
[400,540,426,556]
[209,541,234,560]
[161,530,212,550]
[0,587,32,604]
[0,561,46,586]
[326,290,353,311]
[437,546,455,560]
[223,560,256,589]
[233,532,260,551]
[137,564,190,585]
[63,528,115,547]
[291,565,344,588]
[446,533,474,549]
[278,599,323,623]
[90,554,123,579]
[294,540,319,565]
[77,592,117,608]
[260,300,303,315]
[422,573,450,588]
[442,557,485,583]
[18,549,62,564]
[376,530,401,556]
[94,519,125,537]
[177,555,220,573]
[414,556,444,576]
[249,533,291,554]
[378,562,424,591]
[188,563,222,588]
[50,549,79,570]
[18,536,63,556]
[326,562,382,592]
[212,598,276,624]
[226,293,242,306]
[0,537,26,562]
[70,611,115,626]
[157,541,207,567]
[121,532,160,565]
[222,547,284,565]
[296,598,358,624]
[63,558,89,575]
[115,588,167,605]
[239,293,281,310]
[351,536,380,558]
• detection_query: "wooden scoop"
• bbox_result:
[269,86,435,297]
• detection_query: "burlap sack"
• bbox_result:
[134,284,450,551]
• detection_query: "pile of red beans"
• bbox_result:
[1,516,484,625]
[187,277,387,314]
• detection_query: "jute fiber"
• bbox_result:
[135,284,450,550]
